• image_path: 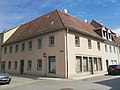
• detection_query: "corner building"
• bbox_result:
[1,10,119,78]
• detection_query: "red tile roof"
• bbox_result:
[91,20,109,30]
[3,10,103,46]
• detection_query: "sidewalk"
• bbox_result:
[11,74,71,81]
[11,73,108,81]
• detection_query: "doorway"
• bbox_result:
[1,61,6,70]
[106,60,109,71]
[20,60,24,74]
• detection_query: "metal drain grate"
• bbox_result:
[60,88,74,90]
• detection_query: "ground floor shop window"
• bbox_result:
[75,56,103,74]
[83,57,88,72]
[98,58,102,71]
[76,56,82,72]
[49,56,56,73]
[89,57,93,72]
[94,58,98,71]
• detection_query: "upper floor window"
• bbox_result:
[113,46,116,53]
[4,47,7,54]
[49,35,55,47]
[105,44,107,52]
[109,45,112,52]
[88,39,92,49]
[108,33,111,39]
[38,38,42,49]
[103,30,106,37]
[28,40,32,50]
[15,44,19,53]
[9,46,12,53]
[21,43,25,52]
[75,36,80,47]
[119,47,120,54]
[97,42,100,51]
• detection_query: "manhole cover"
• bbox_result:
[60,88,73,90]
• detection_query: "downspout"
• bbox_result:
[117,44,120,64]
[65,28,69,79]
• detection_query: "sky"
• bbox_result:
[0,0,120,35]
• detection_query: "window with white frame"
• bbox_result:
[49,35,55,47]
[37,59,42,70]
[75,36,80,47]
[38,38,42,49]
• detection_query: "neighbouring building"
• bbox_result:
[0,32,4,64]
[91,20,119,69]
[112,32,120,64]
[1,10,119,79]
[0,26,20,69]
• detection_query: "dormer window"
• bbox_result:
[102,27,107,39]
[108,33,111,38]
[103,30,106,37]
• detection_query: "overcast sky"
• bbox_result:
[0,0,120,35]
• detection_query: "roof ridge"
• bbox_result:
[55,10,65,27]
[91,20,103,27]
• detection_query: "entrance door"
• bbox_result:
[20,60,24,74]
[106,60,109,71]
[49,56,56,73]
[1,61,6,70]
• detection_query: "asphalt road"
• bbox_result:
[1,74,120,90]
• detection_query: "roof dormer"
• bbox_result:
[102,27,107,39]
[107,29,112,41]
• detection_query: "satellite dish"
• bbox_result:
[85,19,88,23]
[64,9,68,14]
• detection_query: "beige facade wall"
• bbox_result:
[2,30,66,78]
[2,28,119,79]
[3,26,20,43]
[66,31,107,78]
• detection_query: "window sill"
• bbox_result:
[37,68,42,70]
